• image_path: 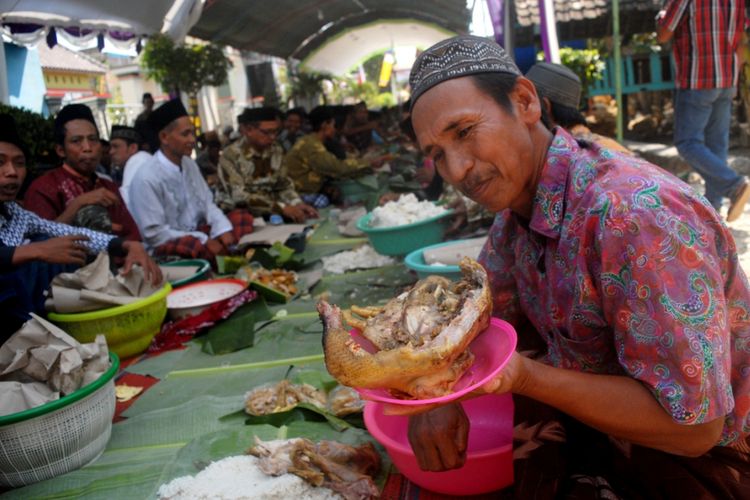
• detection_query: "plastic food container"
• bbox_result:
[355,210,453,256]
[48,284,171,359]
[159,259,212,288]
[404,238,486,280]
[364,393,514,496]
[166,278,248,320]
[0,352,119,487]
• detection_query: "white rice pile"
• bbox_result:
[322,245,395,274]
[157,455,340,500]
[369,193,447,228]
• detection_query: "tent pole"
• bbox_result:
[0,43,8,105]
[539,0,560,63]
[613,0,623,141]
[504,0,514,55]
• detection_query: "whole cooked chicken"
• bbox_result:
[317,257,491,399]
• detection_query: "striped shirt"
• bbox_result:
[659,0,745,89]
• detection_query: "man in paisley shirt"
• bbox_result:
[0,114,161,337]
[403,35,750,497]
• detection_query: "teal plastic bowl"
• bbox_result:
[355,209,453,256]
[405,241,463,280]
[334,178,377,204]
[160,259,212,288]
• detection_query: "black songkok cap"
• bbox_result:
[525,62,582,110]
[238,107,281,125]
[110,125,141,143]
[0,114,28,157]
[148,99,188,133]
[55,103,98,132]
[308,106,334,131]
[409,35,521,110]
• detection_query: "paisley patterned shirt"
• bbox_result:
[478,128,750,445]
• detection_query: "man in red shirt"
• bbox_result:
[23,104,141,241]
[657,0,750,222]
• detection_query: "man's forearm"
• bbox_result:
[54,198,80,224]
[515,356,724,456]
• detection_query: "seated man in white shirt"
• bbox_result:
[109,125,152,207]
[128,99,254,262]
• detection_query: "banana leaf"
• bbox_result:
[112,395,248,450]
[311,263,416,309]
[151,422,390,498]
[292,369,339,393]
[244,402,351,431]
[201,296,273,355]
[125,316,325,381]
[123,362,325,417]
[3,444,181,500]
[249,242,304,270]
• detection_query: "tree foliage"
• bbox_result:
[0,103,55,168]
[286,69,333,104]
[140,34,232,96]
[286,68,396,109]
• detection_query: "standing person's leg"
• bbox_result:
[704,88,733,165]
[706,88,750,221]
[674,88,743,211]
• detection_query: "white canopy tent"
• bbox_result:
[301,20,454,76]
[0,0,202,41]
[0,0,203,103]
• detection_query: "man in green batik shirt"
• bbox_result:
[284,106,378,207]
[216,107,317,222]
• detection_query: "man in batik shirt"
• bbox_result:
[216,107,317,223]
[402,35,750,498]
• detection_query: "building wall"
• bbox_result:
[4,43,47,114]
[43,70,102,93]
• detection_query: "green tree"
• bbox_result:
[0,104,55,169]
[286,69,332,107]
[140,34,232,130]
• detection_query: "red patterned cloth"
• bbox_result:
[23,165,141,241]
[153,209,254,261]
[113,372,160,423]
[148,288,257,354]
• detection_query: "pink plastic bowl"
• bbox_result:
[355,317,518,406]
[364,393,515,496]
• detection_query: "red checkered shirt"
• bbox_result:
[659,0,746,89]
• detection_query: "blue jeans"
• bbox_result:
[674,88,743,209]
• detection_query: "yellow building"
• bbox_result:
[37,43,109,115]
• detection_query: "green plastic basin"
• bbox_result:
[47,283,172,359]
[355,209,453,256]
